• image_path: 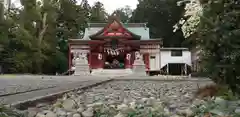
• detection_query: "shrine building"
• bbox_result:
[68,14,191,76]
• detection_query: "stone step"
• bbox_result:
[91,69,133,77]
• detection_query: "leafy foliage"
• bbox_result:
[130,0,186,47]
[0,106,24,117]
[192,97,240,117]
[89,1,107,23]
[174,0,202,39]
[0,0,99,74]
[198,0,240,95]
[114,5,133,23]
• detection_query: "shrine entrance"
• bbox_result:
[104,54,125,69]
[103,46,126,69]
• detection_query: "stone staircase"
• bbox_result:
[91,69,133,77]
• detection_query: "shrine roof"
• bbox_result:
[83,27,150,40]
[88,23,147,28]
[78,13,153,41]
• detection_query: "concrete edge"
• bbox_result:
[0,86,57,97]
[113,78,212,82]
[8,79,113,110]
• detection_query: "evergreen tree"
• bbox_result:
[0,0,90,74]
[114,5,133,23]
[89,1,107,23]
[130,0,185,47]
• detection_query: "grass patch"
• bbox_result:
[0,105,24,117]
[216,85,239,100]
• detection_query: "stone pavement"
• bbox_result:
[0,75,111,105]
[0,75,212,106]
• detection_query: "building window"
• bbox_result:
[150,56,156,59]
[171,50,182,56]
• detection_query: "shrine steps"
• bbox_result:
[91,69,133,77]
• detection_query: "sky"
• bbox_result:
[11,0,139,14]
[87,0,138,13]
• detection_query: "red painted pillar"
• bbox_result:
[98,53,104,68]
[98,46,104,69]
[144,53,150,71]
[125,53,132,69]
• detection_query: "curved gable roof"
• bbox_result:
[88,13,144,40]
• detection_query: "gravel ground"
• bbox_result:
[82,80,212,105]
[24,80,218,117]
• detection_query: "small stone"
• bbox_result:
[36,103,48,108]
[66,112,73,117]
[110,105,116,108]
[146,98,156,106]
[235,107,240,113]
[56,108,67,116]
[82,108,93,117]
[129,101,136,109]
[35,113,46,117]
[27,108,40,117]
[114,112,124,117]
[62,99,77,111]
[185,108,194,117]
[117,104,128,111]
[73,113,81,117]
[164,107,170,115]
[45,111,57,117]
[123,98,130,104]
[77,107,85,113]
[192,99,204,106]
[141,98,148,103]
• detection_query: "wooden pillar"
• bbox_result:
[144,53,150,71]
[125,53,132,69]
[184,64,187,75]
[166,63,169,75]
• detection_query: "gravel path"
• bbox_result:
[82,80,213,105]
[24,79,215,117]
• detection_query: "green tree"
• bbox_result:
[0,0,91,74]
[89,1,107,23]
[130,0,185,47]
[199,0,240,94]
[56,0,90,73]
[115,5,133,23]
[173,0,202,48]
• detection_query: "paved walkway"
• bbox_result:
[0,75,111,105]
